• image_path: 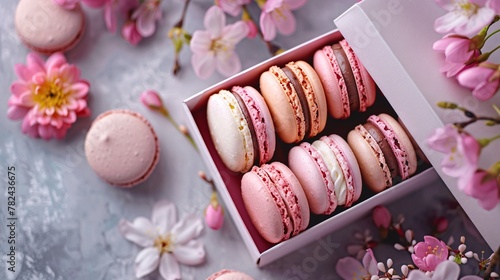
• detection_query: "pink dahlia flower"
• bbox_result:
[259,0,307,41]
[411,236,449,272]
[463,170,499,210]
[457,62,500,101]
[7,52,90,140]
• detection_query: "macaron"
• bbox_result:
[15,0,86,54]
[260,60,327,144]
[85,110,160,188]
[347,113,417,193]
[289,134,362,215]
[313,39,376,119]
[206,269,254,280]
[241,162,310,244]
[207,86,276,173]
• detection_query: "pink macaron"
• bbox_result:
[313,39,376,119]
[206,269,254,280]
[289,134,362,215]
[260,60,327,144]
[15,0,86,54]
[85,110,160,188]
[347,113,417,193]
[207,86,276,173]
[241,162,310,244]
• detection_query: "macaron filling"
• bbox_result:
[331,43,360,113]
[354,124,392,187]
[282,66,311,138]
[368,115,410,180]
[269,66,306,141]
[363,122,399,179]
[263,164,303,237]
[231,87,260,166]
[323,46,350,118]
[321,136,355,207]
[252,166,293,241]
[340,40,369,112]
[301,142,337,214]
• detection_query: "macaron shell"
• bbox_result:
[313,46,348,119]
[347,127,389,193]
[260,69,303,143]
[207,91,254,173]
[241,166,291,243]
[85,110,159,187]
[378,114,417,177]
[329,134,363,202]
[289,143,336,215]
[269,162,310,232]
[207,269,254,280]
[292,61,327,137]
[339,39,376,111]
[15,0,85,54]
[238,86,276,164]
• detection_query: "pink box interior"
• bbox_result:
[185,29,432,261]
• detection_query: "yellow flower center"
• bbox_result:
[32,79,69,110]
[456,0,478,16]
[210,39,230,54]
[154,234,173,253]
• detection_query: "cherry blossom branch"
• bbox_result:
[437,102,500,130]
[241,5,282,56]
[484,246,500,280]
[169,0,192,75]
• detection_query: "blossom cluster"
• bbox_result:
[336,205,499,280]
[53,0,162,45]
[432,0,500,100]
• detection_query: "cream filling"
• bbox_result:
[313,141,347,205]
[219,90,254,171]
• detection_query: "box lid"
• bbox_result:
[335,0,500,249]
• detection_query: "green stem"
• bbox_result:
[484,28,500,42]
[160,108,198,151]
[242,5,282,55]
[487,44,500,56]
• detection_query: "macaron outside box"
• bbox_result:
[183,0,499,267]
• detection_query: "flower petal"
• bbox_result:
[222,21,249,44]
[361,249,378,275]
[7,106,30,120]
[216,51,241,77]
[457,66,494,89]
[45,53,67,74]
[173,240,205,265]
[151,200,177,236]
[10,81,30,96]
[284,0,307,9]
[260,11,276,41]
[204,6,225,38]
[38,125,53,140]
[272,7,296,36]
[406,269,431,280]
[134,247,160,279]
[26,52,46,73]
[159,253,181,280]
[171,214,203,245]
[455,7,495,36]
[81,0,105,8]
[190,30,212,54]
[22,117,39,138]
[432,261,460,279]
[104,2,117,33]
[434,12,467,34]
[192,52,215,79]
[70,82,89,98]
[136,9,157,37]
[119,217,156,247]
[335,256,365,279]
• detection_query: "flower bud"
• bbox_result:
[140,90,164,110]
[433,217,448,233]
[205,192,224,230]
[372,205,391,229]
[245,19,258,39]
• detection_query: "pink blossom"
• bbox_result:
[457,63,500,101]
[122,21,143,45]
[336,249,378,280]
[462,170,499,210]
[407,261,481,279]
[433,34,480,64]
[7,52,90,140]
[427,124,480,188]
[260,0,307,41]
[190,6,249,79]
[52,0,80,9]
[81,0,106,8]
[131,0,161,37]
[245,19,258,39]
[216,0,251,17]
[434,217,449,233]
[411,236,449,272]
[434,0,496,37]
[205,203,224,230]
[140,90,163,110]
[372,205,391,229]
[85,0,139,33]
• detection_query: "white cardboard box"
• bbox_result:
[182,0,499,266]
[335,0,500,250]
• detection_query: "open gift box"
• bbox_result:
[183,0,500,267]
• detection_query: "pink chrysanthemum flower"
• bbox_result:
[7,52,90,140]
